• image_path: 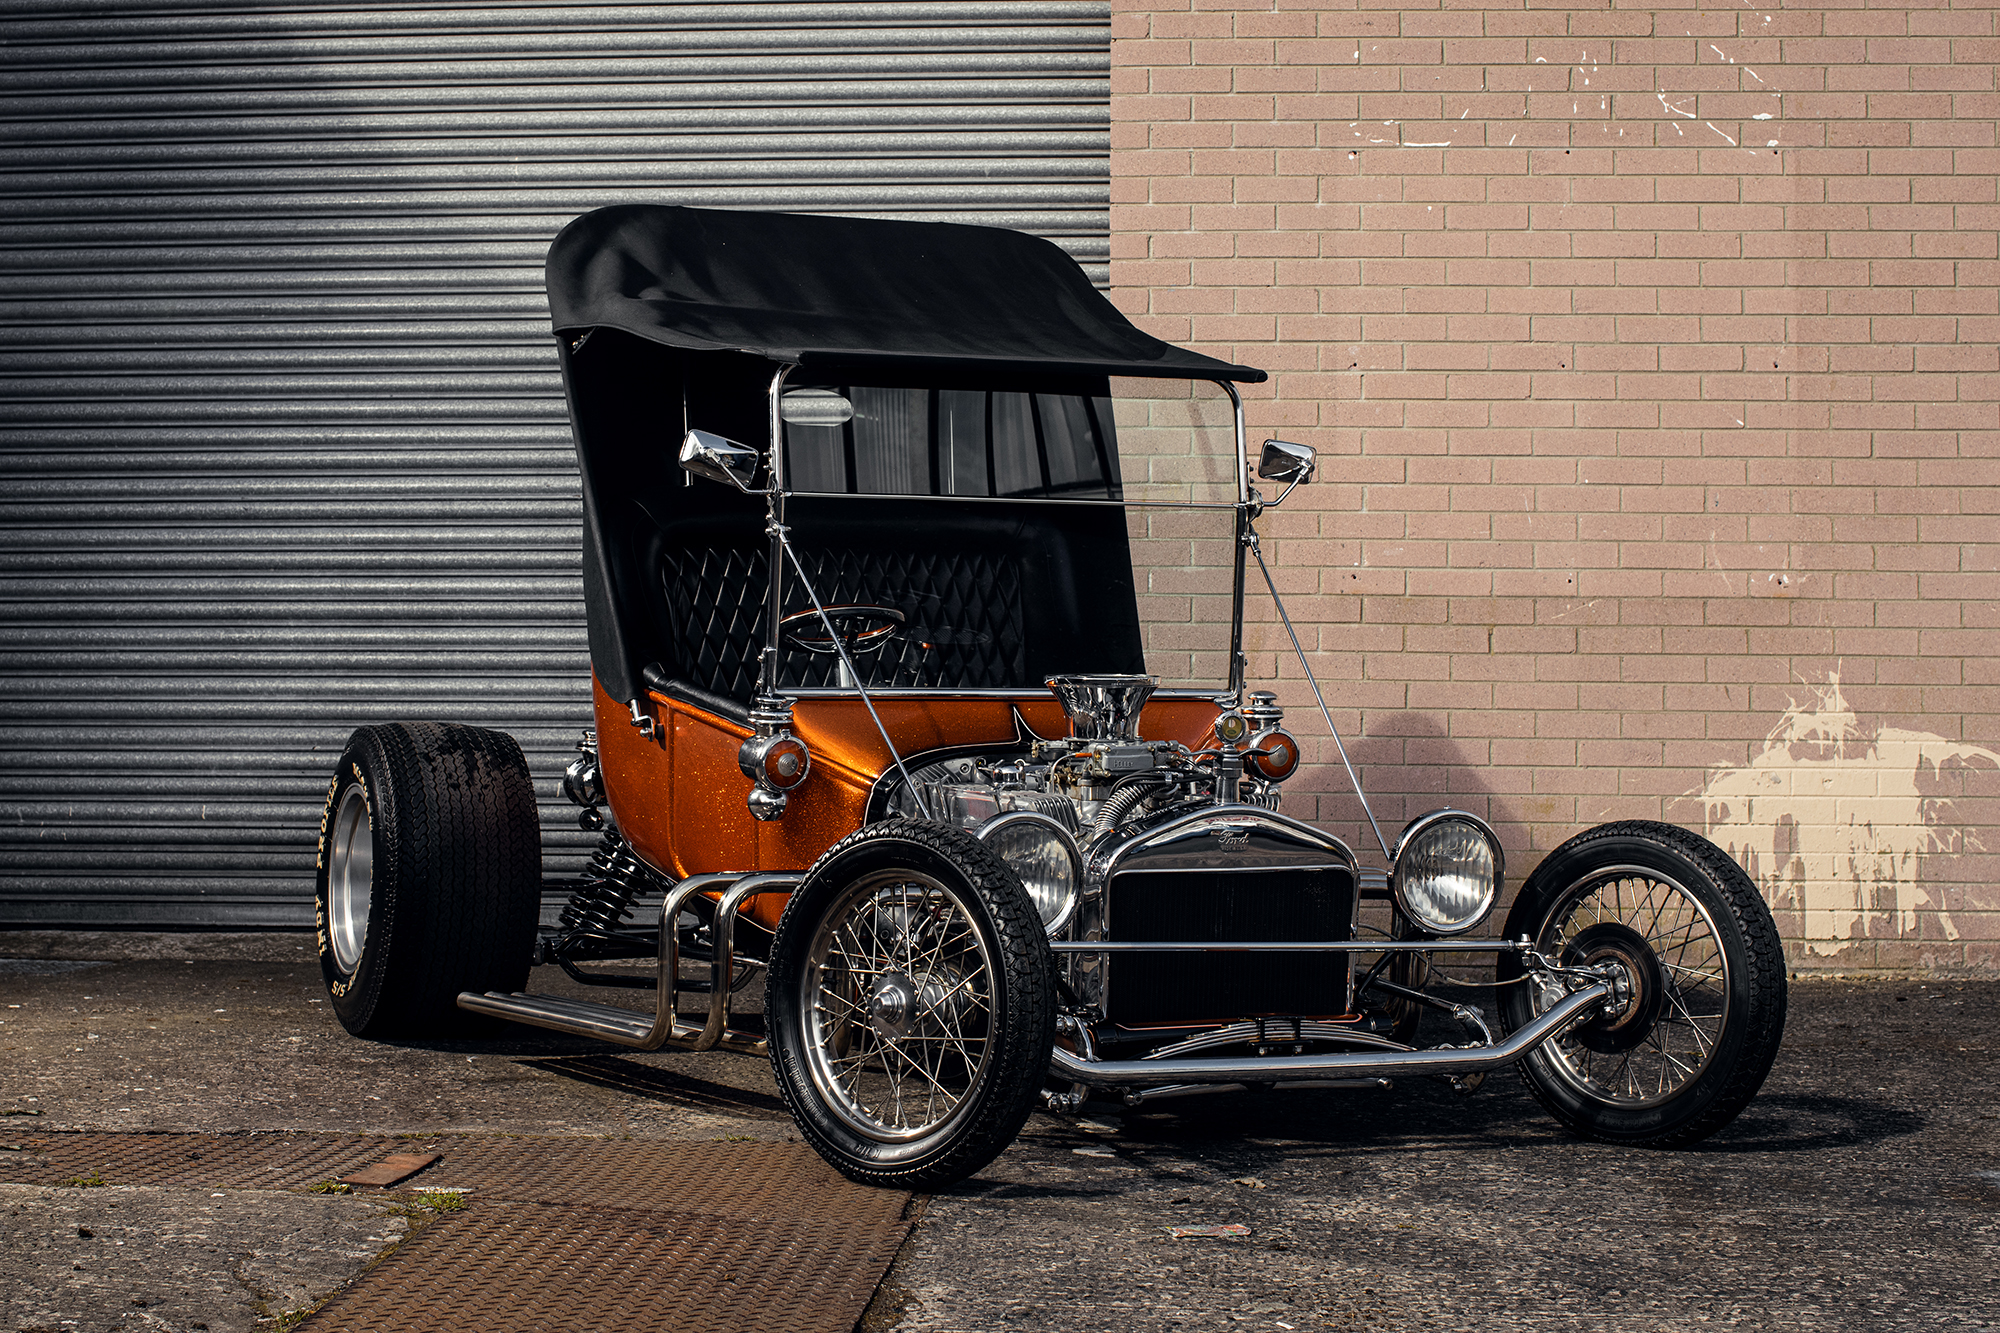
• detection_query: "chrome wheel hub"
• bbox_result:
[867,971,919,1041]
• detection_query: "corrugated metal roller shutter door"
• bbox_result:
[0,0,1110,928]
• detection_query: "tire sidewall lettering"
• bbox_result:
[319,756,376,1004]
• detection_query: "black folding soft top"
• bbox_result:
[546,203,1266,383]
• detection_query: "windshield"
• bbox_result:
[770,375,1240,693]
[778,375,1239,507]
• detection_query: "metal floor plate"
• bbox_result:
[311,1200,908,1333]
[4,1133,913,1332]
[6,1131,399,1190]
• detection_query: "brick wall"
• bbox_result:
[1111,0,2000,972]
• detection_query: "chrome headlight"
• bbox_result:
[976,812,1080,934]
[1391,810,1502,936]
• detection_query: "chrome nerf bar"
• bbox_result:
[457,870,800,1055]
[1049,982,1610,1088]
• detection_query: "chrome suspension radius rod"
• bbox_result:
[1246,526,1391,862]
[768,519,932,820]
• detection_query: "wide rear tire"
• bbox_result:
[1497,820,1786,1146]
[315,722,542,1038]
[767,819,1055,1189]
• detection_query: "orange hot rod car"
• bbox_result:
[315,205,1787,1187]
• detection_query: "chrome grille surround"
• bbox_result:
[1067,806,1359,1024]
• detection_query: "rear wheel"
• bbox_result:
[315,722,542,1037]
[1497,821,1786,1146]
[767,820,1055,1188]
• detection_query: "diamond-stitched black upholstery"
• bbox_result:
[658,547,770,704]
[559,331,1147,711]
[641,496,1142,708]
[660,544,1026,699]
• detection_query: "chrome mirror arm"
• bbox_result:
[1248,470,1312,506]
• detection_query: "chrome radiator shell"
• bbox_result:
[1068,805,1360,1023]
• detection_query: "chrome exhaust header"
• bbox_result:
[457,869,799,1055]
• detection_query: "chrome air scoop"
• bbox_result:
[1044,674,1158,742]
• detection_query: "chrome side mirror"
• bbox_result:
[679,428,764,493]
[1258,438,1316,485]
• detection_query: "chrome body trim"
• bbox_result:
[786,686,1233,700]
[759,491,1247,510]
[457,870,800,1055]
[1049,983,1611,1088]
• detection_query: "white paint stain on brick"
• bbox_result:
[1694,676,2000,958]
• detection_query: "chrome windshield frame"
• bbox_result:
[762,361,796,699]
[1224,377,1248,701]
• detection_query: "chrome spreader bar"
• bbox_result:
[1049,937,1532,954]
[1049,982,1610,1087]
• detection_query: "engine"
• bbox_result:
[885,676,1311,967]
[893,676,1293,829]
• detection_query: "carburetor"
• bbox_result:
[1032,734,1166,801]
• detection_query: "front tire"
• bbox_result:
[767,820,1055,1188]
[315,722,542,1038]
[1497,821,1786,1146]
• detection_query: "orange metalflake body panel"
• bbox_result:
[592,674,1224,930]
[1128,698,1226,750]
[592,676,675,867]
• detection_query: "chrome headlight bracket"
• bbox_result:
[1390,809,1503,936]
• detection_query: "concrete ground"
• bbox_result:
[2,935,1996,1332]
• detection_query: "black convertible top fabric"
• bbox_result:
[546,204,1266,383]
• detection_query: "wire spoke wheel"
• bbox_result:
[803,868,996,1143]
[1497,820,1787,1147]
[1532,865,1729,1109]
[768,819,1054,1188]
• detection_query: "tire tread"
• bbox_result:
[317,721,541,1037]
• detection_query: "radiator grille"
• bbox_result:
[1104,866,1354,1026]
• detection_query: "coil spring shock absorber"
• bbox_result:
[540,829,667,988]
[554,829,656,948]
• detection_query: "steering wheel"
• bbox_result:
[779,604,905,657]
